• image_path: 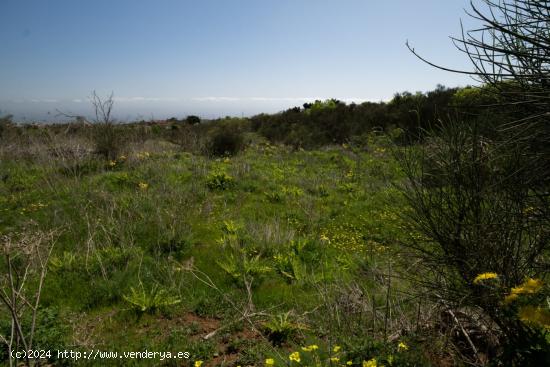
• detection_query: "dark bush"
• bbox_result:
[0,114,14,140]
[208,128,245,157]
[186,115,201,125]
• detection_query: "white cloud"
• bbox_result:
[114,97,179,102]
[30,99,58,103]
[191,97,241,102]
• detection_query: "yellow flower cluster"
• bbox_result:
[504,278,543,303]
[194,361,203,367]
[518,305,550,328]
[20,201,47,214]
[320,223,366,253]
[265,341,410,366]
[289,351,301,363]
[136,151,150,159]
[138,182,149,190]
[473,272,498,284]
[301,344,319,352]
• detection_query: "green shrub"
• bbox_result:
[123,283,181,315]
[91,122,129,160]
[263,311,306,345]
[0,114,14,140]
[208,128,245,156]
[206,171,234,190]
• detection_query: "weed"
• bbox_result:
[206,171,234,190]
[123,284,181,315]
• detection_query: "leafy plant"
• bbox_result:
[263,311,306,345]
[264,191,284,203]
[48,251,77,273]
[208,128,245,157]
[217,253,271,284]
[273,252,307,283]
[206,171,234,190]
[123,283,181,314]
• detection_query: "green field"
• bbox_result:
[0,132,436,366]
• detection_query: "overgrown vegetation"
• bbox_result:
[1,1,549,366]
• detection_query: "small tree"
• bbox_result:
[88,91,127,160]
[401,1,550,364]
[185,115,201,125]
[56,91,127,160]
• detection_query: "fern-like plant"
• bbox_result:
[123,284,181,314]
[217,253,271,283]
[263,311,307,345]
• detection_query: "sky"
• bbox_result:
[0,0,483,122]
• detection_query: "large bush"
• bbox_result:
[207,127,245,157]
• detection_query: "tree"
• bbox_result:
[185,115,201,125]
[408,0,550,121]
[401,1,550,364]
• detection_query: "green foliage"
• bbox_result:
[263,311,306,345]
[48,251,77,273]
[399,119,550,364]
[273,253,307,283]
[217,253,271,284]
[208,127,245,156]
[0,114,14,140]
[91,122,129,160]
[186,115,201,125]
[205,170,234,190]
[0,125,445,366]
[251,85,462,147]
[123,283,181,314]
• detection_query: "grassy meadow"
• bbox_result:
[1,85,549,366]
[0,127,440,366]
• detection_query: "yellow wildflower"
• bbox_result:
[518,305,550,328]
[289,351,301,363]
[347,361,353,366]
[194,361,203,367]
[363,359,377,367]
[505,278,543,303]
[473,272,498,284]
[397,341,409,351]
[138,182,149,190]
[330,357,339,362]
[265,358,275,366]
[333,345,341,353]
[108,160,117,167]
[515,278,543,294]
[301,344,319,352]
[504,293,519,304]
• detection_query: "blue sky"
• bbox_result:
[0,0,482,121]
